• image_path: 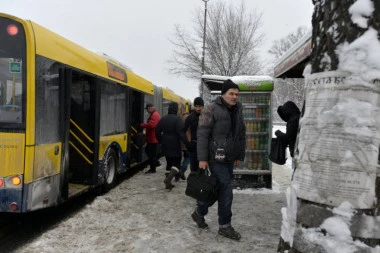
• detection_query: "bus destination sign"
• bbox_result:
[106,61,127,82]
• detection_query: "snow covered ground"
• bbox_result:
[12,125,292,253]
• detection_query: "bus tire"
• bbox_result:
[101,148,118,192]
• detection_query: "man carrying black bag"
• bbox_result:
[191,79,246,241]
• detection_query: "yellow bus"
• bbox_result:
[0,13,189,212]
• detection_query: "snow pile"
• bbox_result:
[337,0,380,83]
[301,202,370,253]
[280,186,298,246]
[336,28,380,83]
[349,0,374,29]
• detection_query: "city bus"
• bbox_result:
[0,13,189,212]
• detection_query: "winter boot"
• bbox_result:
[164,167,179,190]
[180,172,186,180]
[218,226,241,241]
[144,168,156,174]
[164,171,174,189]
[191,209,208,229]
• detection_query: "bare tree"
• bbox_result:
[168,0,264,95]
[268,26,309,60]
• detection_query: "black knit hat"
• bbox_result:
[221,79,239,94]
[193,97,204,107]
[145,103,153,109]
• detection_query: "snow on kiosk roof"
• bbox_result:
[202,75,274,92]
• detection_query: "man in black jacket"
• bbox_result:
[183,97,204,173]
[155,102,188,190]
[191,79,246,241]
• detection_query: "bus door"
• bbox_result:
[128,90,145,166]
[67,71,99,185]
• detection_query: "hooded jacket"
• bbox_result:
[155,102,187,157]
[197,96,246,163]
[275,101,301,157]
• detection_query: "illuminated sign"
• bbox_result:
[106,61,127,82]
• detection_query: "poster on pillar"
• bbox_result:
[292,71,380,209]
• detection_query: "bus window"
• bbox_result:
[0,18,26,126]
[100,80,127,136]
[35,56,61,144]
[0,78,22,124]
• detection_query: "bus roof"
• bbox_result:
[3,12,155,94]
[161,87,181,103]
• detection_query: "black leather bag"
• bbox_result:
[185,170,219,202]
[269,138,287,165]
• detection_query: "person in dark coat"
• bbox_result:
[155,102,188,190]
[192,79,246,241]
[141,103,160,174]
[275,101,301,159]
[183,97,204,173]
[177,112,191,181]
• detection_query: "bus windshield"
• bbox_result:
[0,17,26,126]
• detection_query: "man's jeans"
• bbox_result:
[180,150,190,175]
[196,162,234,226]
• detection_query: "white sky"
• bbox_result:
[0,0,313,100]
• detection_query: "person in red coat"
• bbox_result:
[141,103,161,174]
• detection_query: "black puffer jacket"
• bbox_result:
[182,110,200,151]
[197,96,246,163]
[155,102,187,157]
[275,101,301,157]
[184,110,200,141]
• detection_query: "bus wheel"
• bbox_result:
[102,149,118,192]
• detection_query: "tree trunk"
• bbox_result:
[278,0,380,252]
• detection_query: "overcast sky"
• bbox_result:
[0,0,313,100]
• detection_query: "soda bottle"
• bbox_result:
[248,153,253,169]
[255,137,260,149]
[253,154,257,169]
[257,154,263,170]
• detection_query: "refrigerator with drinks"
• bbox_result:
[202,75,274,189]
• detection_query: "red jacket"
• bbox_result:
[140,110,160,143]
